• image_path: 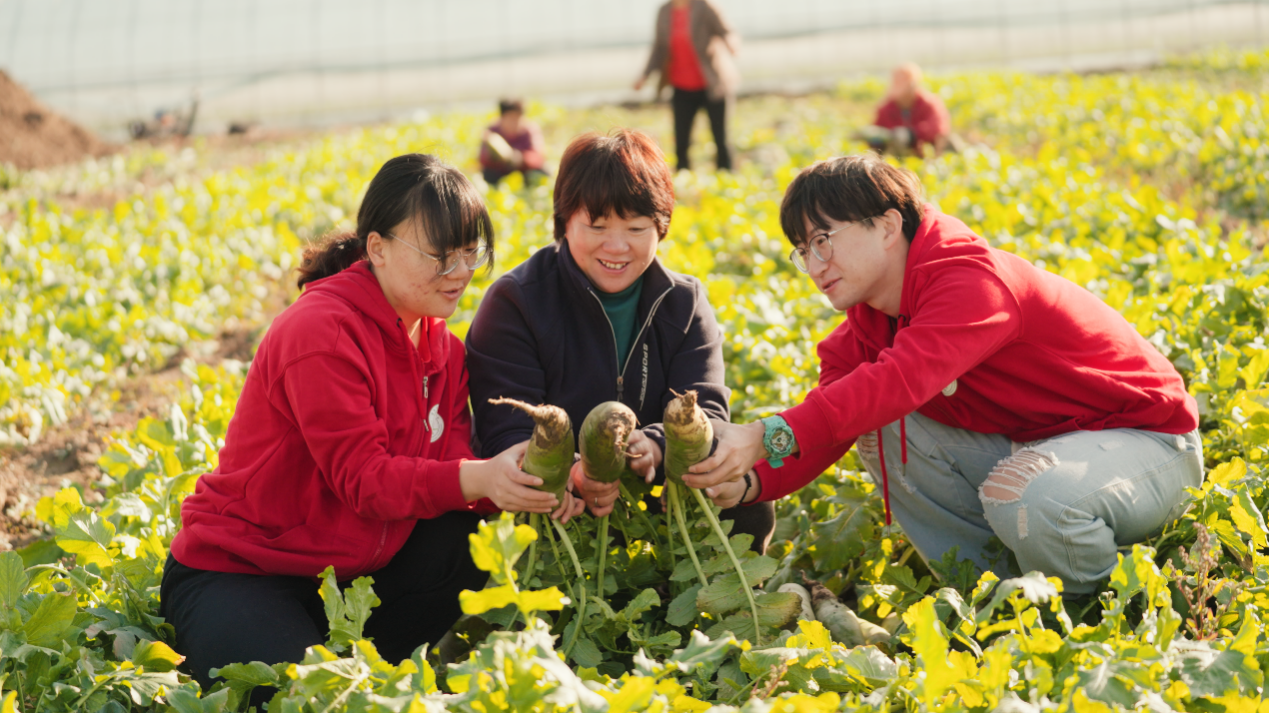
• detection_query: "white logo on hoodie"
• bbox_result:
[429,405,444,442]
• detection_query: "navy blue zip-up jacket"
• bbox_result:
[467,240,729,466]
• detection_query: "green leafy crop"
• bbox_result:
[3,45,1269,711]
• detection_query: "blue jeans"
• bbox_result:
[855,412,1204,595]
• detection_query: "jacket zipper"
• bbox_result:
[422,375,430,431]
[588,285,674,403]
[373,319,422,571]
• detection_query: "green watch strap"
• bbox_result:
[761,415,796,468]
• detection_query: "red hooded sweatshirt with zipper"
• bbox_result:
[171,261,495,579]
[756,206,1198,504]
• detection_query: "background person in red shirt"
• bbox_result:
[682,154,1204,596]
[857,63,953,157]
[161,154,583,706]
[634,0,739,171]
[479,98,548,186]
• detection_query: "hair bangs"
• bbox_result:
[412,164,495,271]
[581,154,658,225]
[779,155,925,247]
[554,130,674,241]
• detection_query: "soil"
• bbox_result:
[0,369,182,551]
[0,70,115,169]
[0,319,281,553]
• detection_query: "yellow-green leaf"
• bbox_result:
[459,583,518,615]
[132,638,186,672]
[22,591,78,648]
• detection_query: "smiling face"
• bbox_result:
[801,209,908,316]
[565,209,659,294]
[367,218,475,327]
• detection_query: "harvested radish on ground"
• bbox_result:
[778,582,815,622]
[579,401,637,598]
[805,575,890,648]
[488,397,586,655]
[664,390,764,643]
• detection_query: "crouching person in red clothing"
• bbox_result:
[685,154,1204,596]
[160,154,583,705]
[856,63,953,157]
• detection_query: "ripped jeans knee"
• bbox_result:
[856,431,879,464]
[978,448,1060,540]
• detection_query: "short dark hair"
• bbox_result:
[499,98,524,115]
[553,129,675,241]
[297,154,494,289]
[779,154,925,245]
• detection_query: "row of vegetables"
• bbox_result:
[2,47,1268,711]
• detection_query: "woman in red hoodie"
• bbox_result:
[161,154,582,701]
[684,154,1203,596]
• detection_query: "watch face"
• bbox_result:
[769,426,793,455]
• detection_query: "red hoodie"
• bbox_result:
[757,206,1198,504]
[171,261,494,579]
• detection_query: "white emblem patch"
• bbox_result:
[942,379,958,397]
[428,405,444,442]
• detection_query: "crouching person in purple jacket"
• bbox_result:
[467,129,776,552]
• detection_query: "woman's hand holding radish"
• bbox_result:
[571,460,621,516]
[624,429,662,483]
[460,441,561,513]
[551,489,587,523]
[681,420,766,491]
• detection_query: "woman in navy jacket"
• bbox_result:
[467,129,775,549]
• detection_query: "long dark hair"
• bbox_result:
[297,153,495,289]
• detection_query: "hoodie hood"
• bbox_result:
[846,203,989,353]
[301,260,450,375]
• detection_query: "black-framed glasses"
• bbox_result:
[788,225,847,273]
[388,233,491,276]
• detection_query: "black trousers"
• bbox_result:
[159,511,486,705]
[722,500,777,553]
[671,88,732,171]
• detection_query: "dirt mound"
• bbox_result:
[0,69,113,169]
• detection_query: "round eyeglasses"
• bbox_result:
[788,225,846,274]
[388,233,491,276]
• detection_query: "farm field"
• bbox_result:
[2,46,1269,712]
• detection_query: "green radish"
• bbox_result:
[579,401,637,483]
[488,397,585,655]
[578,401,638,601]
[663,390,764,644]
[488,398,574,498]
[664,390,713,485]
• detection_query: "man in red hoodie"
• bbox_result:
[685,154,1203,595]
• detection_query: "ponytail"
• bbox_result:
[296,231,367,289]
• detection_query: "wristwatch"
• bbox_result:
[760,415,796,468]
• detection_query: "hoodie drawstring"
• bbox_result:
[875,313,911,527]
[874,418,907,526]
